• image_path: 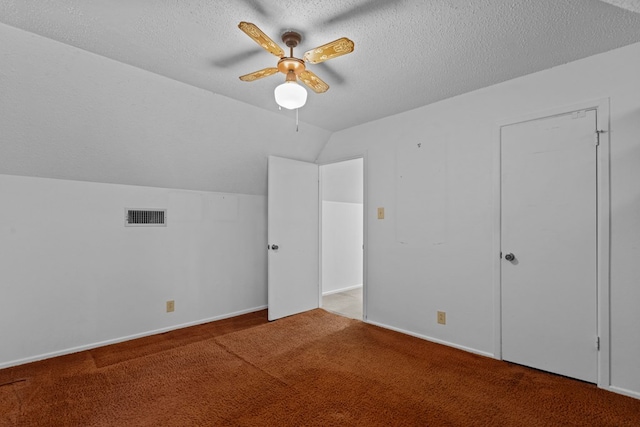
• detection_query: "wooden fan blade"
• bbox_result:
[299,70,329,93]
[238,22,284,58]
[303,37,354,64]
[239,67,279,82]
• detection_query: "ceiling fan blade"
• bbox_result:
[238,22,284,58]
[299,70,330,93]
[239,67,279,82]
[303,38,355,64]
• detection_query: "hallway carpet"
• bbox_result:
[1,309,638,426]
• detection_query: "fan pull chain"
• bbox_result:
[296,108,299,132]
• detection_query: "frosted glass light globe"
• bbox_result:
[274,81,307,110]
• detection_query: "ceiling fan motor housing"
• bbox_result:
[278,31,306,76]
[277,57,305,76]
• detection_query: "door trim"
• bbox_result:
[492,98,610,388]
[317,154,368,321]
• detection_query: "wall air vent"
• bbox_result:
[125,209,167,227]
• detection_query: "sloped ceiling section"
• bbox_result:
[0,24,331,195]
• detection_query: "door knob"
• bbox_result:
[271,244,279,250]
[504,253,515,261]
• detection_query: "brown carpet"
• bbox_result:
[1,309,638,426]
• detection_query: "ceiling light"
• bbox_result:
[274,71,307,110]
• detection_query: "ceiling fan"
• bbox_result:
[237,21,355,110]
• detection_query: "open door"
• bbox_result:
[268,156,319,321]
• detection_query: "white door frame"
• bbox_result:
[492,98,610,388]
[318,154,368,321]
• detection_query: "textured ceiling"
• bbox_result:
[1,0,640,133]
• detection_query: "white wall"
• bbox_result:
[318,41,640,398]
[321,160,364,204]
[321,160,363,294]
[0,174,267,368]
[322,201,363,294]
[0,22,316,369]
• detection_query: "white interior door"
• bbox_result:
[268,156,319,321]
[501,109,598,383]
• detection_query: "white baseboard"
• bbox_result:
[365,319,495,358]
[0,305,267,369]
[322,284,363,296]
[607,386,640,400]
[365,320,640,400]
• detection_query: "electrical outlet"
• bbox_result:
[437,311,446,325]
[377,207,385,220]
[166,300,175,313]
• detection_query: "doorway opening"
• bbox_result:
[320,158,364,320]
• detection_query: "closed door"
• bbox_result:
[267,156,319,321]
[501,109,598,383]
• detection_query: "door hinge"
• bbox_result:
[595,129,606,146]
[596,337,600,351]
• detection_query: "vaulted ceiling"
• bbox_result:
[1,1,640,195]
[2,0,640,133]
